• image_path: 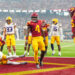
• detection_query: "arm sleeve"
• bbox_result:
[49,25,53,36]
[59,24,64,40]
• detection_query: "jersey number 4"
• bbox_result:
[35,25,40,32]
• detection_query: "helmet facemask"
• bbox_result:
[6,20,12,25]
[31,17,38,22]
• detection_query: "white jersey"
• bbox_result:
[50,23,63,37]
[4,23,15,35]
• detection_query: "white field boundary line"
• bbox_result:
[15,44,75,53]
[16,50,75,53]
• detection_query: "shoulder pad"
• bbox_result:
[58,23,62,27]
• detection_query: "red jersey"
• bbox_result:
[0,40,5,46]
[42,24,50,36]
[27,20,42,37]
[69,7,75,17]
[71,18,75,33]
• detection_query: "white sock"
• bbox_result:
[52,50,55,54]
[24,51,27,54]
[13,52,16,56]
[59,51,61,56]
[27,52,29,56]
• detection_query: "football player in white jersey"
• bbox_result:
[0,51,27,65]
[3,16,16,56]
[24,25,32,56]
[50,18,63,56]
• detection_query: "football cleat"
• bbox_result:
[58,52,61,56]
[36,64,40,69]
[52,51,55,56]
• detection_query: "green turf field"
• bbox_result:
[2,40,75,57]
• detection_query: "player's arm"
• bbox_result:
[3,27,6,40]
[41,28,46,41]
[49,25,53,36]
[26,26,31,41]
[59,24,63,41]
[47,24,50,32]
[14,23,16,29]
[14,23,17,33]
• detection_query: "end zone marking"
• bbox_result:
[0,60,75,75]
[0,66,73,75]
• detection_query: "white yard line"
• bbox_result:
[54,44,74,49]
[16,44,74,50]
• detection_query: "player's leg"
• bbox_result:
[1,44,4,51]
[6,35,12,56]
[74,37,75,43]
[44,36,48,54]
[7,60,27,65]
[38,36,45,66]
[12,46,16,56]
[73,32,75,43]
[72,27,75,43]
[51,36,55,55]
[11,35,16,56]
[32,38,40,69]
[27,36,32,56]
[7,46,12,56]
[56,36,61,56]
[24,41,28,55]
[27,44,31,56]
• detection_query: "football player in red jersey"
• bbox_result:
[25,12,46,68]
[42,20,50,54]
[69,7,75,43]
[0,36,5,51]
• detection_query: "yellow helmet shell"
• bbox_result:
[6,16,12,22]
[52,18,58,24]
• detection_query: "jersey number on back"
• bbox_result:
[35,25,40,32]
[7,27,13,32]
